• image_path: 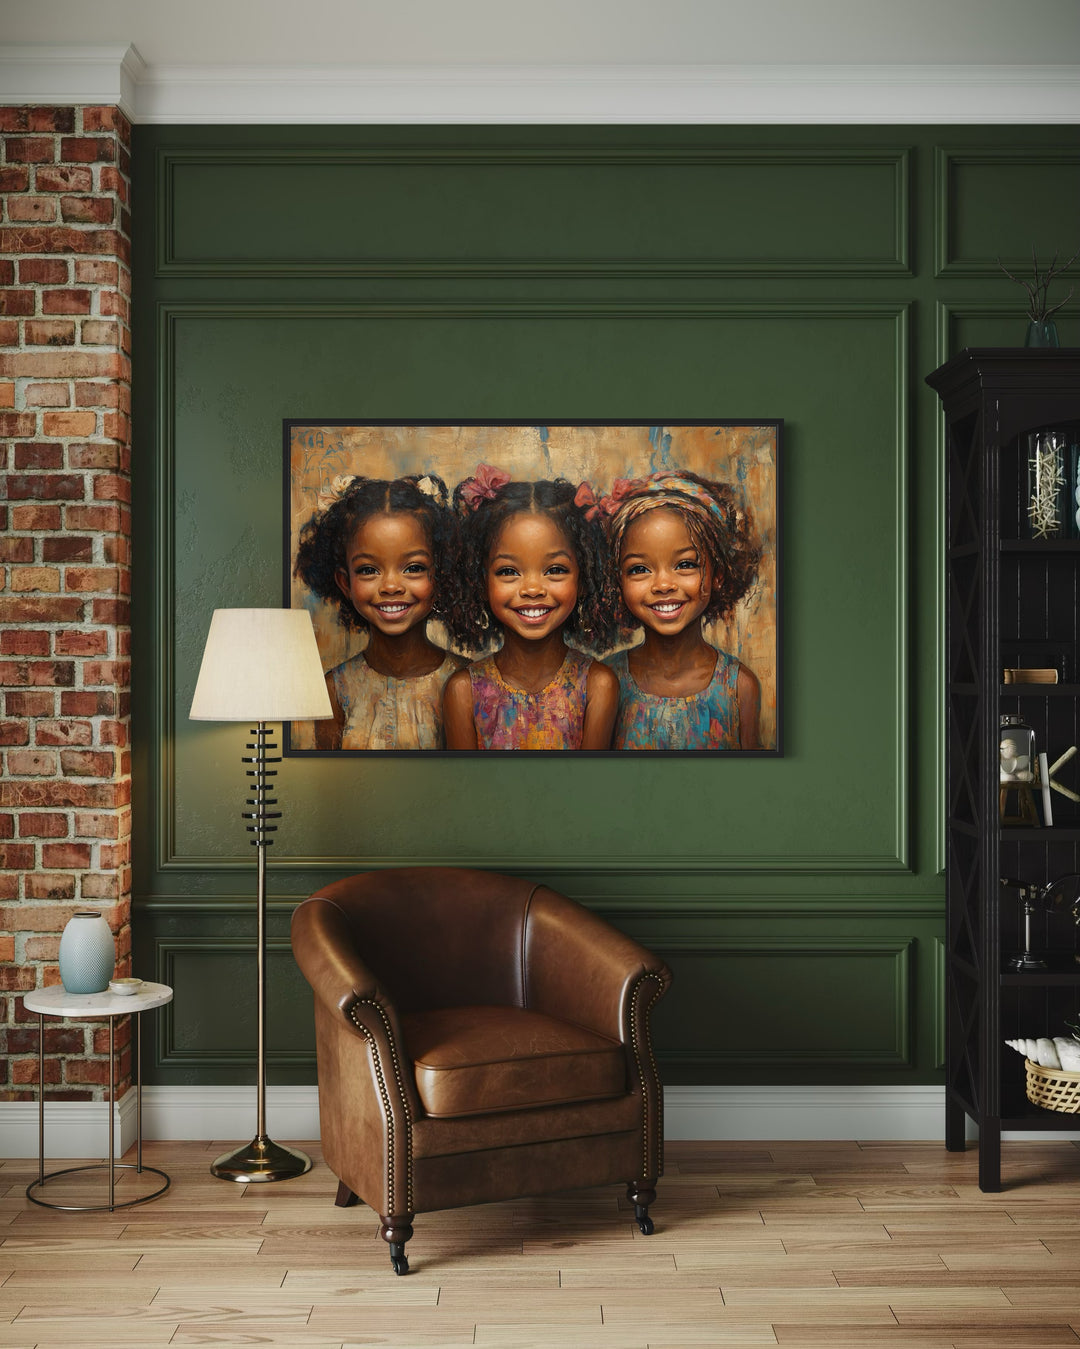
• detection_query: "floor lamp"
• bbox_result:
[190,607,332,1182]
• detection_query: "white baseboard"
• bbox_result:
[2,1090,139,1161]
[3,1085,1077,1158]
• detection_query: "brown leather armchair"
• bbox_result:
[291,866,672,1274]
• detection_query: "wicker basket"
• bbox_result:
[1025,1058,1080,1113]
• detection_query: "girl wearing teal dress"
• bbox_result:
[601,470,763,751]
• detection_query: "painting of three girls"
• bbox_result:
[287,423,779,755]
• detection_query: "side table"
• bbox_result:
[23,981,174,1212]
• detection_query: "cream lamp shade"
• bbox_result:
[189,608,333,722]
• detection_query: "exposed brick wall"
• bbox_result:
[0,106,133,1102]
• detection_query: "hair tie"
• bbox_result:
[459,463,511,510]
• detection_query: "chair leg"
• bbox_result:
[334,1180,359,1207]
[626,1180,657,1235]
[379,1213,415,1274]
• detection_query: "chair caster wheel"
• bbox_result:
[634,1204,654,1236]
[391,1253,409,1275]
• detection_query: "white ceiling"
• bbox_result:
[7,0,1080,67]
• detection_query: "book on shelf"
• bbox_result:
[1003,668,1059,684]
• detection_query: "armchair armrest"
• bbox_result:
[522,885,671,1046]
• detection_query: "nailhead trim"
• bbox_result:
[629,971,666,1182]
[348,998,414,1214]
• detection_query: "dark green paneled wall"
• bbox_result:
[131,124,1079,1088]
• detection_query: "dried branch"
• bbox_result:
[998,244,1080,322]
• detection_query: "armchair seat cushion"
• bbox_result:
[401,1004,627,1119]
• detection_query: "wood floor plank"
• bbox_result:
[5,1137,1080,1344]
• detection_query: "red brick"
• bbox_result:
[0,779,127,812]
[0,815,14,839]
[99,167,130,207]
[64,503,123,532]
[28,108,75,133]
[74,811,119,839]
[0,350,122,379]
[0,109,30,131]
[0,658,73,686]
[10,504,61,530]
[7,195,57,223]
[0,227,124,259]
[73,259,118,286]
[65,567,117,592]
[14,442,64,469]
[92,598,130,626]
[0,412,37,436]
[79,871,119,900]
[0,167,30,193]
[23,320,77,347]
[0,614,80,645]
[0,318,18,343]
[42,536,92,562]
[21,936,61,961]
[54,630,108,657]
[5,690,55,717]
[98,720,129,748]
[10,566,60,593]
[60,196,114,225]
[35,164,95,193]
[102,537,130,566]
[63,1057,114,1087]
[68,436,120,462]
[5,138,55,164]
[22,874,76,899]
[0,844,35,871]
[0,628,49,654]
[42,411,96,437]
[2,474,84,501]
[79,321,119,347]
[24,383,71,407]
[17,812,69,838]
[0,291,34,316]
[0,722,29,746]
[97,291,130,322]
[0,935,12,960]
[0,380,13,407]
[5,1026,82,1055]
[37,721,93,747]
[82,661,128,688]
[81,107,129,135]
[91,474,129,503]
[41,842,92,868]
[59,749,115,777]
[12,1058,63,1087]
[101,412,131,444]
[7,750,58,776]
[59,137,116,164]
[42,289,91,316]
[16,258,67,286]
[0,537,34,563]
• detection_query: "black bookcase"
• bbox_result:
[928,348,1080,1191]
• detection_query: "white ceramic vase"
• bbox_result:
[58,910,115,994]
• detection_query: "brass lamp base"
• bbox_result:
[211,1135,312,1183]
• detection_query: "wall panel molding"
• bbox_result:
[157,145,910,280]
[934,146,1080,278]
[153,299,911,881]
[650,937,914,1070]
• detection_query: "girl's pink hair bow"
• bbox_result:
[460,463,511,509]
[574,481,601,520]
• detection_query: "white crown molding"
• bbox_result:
[0,46,1077,123]
[4,1084,1073,1157]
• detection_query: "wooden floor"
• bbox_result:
[4,1139,1080,1347]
